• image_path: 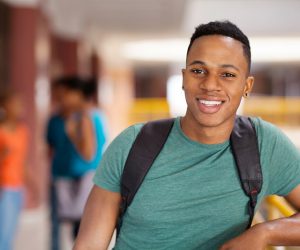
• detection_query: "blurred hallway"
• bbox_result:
[1,0,300,249]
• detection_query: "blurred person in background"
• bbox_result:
[46,76,106,250]
[0,89,36,250]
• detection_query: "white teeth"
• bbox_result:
[199,100,222,106]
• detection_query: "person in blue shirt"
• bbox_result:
[46,76,106,250]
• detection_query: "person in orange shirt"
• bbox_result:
[0,89,30,250]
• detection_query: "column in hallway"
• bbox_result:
[51,35,79,77]
[98,58,134,138]
[8,3,42,207]
[88,51,102,104]
[0,2,10,89]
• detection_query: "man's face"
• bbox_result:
[182,35,254,128]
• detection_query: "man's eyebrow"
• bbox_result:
[188,60,206,66]
[219,64,240,72]
[188,61,240,72]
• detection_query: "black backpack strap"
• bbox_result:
[230,116,263,229]
[117,118,175,234]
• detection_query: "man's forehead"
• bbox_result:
[189,35,244,51]
[187,35,247,69]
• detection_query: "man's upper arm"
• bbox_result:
[75,124,142,249]
[285,184,300,211]
[74,185,121,250]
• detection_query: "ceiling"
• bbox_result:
[4,0,300,38]
[41,0,300,38]
[29,0,300,64]
[3,0,300,94]
[183,0,300,37]
[43,0,187,38]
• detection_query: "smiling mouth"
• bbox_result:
[196,98,224,106]
[195,97,225,114]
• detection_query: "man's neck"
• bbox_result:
[180,113,235,145]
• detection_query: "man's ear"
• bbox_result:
[243,76,254,97]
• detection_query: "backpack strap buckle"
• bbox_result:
[249,189,258,208]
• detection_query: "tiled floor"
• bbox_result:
[15,206,70,250]
[14,206,116,250]
[15,207,46,250]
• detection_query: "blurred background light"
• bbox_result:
[122,37,300,63]
[122,39,189,63]
[251,37,300,62]
[166,74,186,117]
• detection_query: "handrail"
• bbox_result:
[256,196,297,250]
[265,195,296,217]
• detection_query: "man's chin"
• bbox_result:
[194,113,234,128]
[196,119,224,128]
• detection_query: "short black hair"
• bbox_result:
[54,75,81,91]
[54,76,97,99]
[82,78,97,99]
[187,20,251,72]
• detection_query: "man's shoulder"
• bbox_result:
[249,116,299,161]
[93,122,145,192]
[249,116,281,138]
[249,116,271,128]
[110,122,144,149]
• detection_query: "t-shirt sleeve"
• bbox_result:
[254,118,300,196]
[93,124,141,193]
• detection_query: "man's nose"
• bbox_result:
[199,74,221,92]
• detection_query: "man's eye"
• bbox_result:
[221,72,236,78]
[190,68,205,74]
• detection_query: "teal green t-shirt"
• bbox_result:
[93,117,300,250]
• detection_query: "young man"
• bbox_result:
[73,21,300,250]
